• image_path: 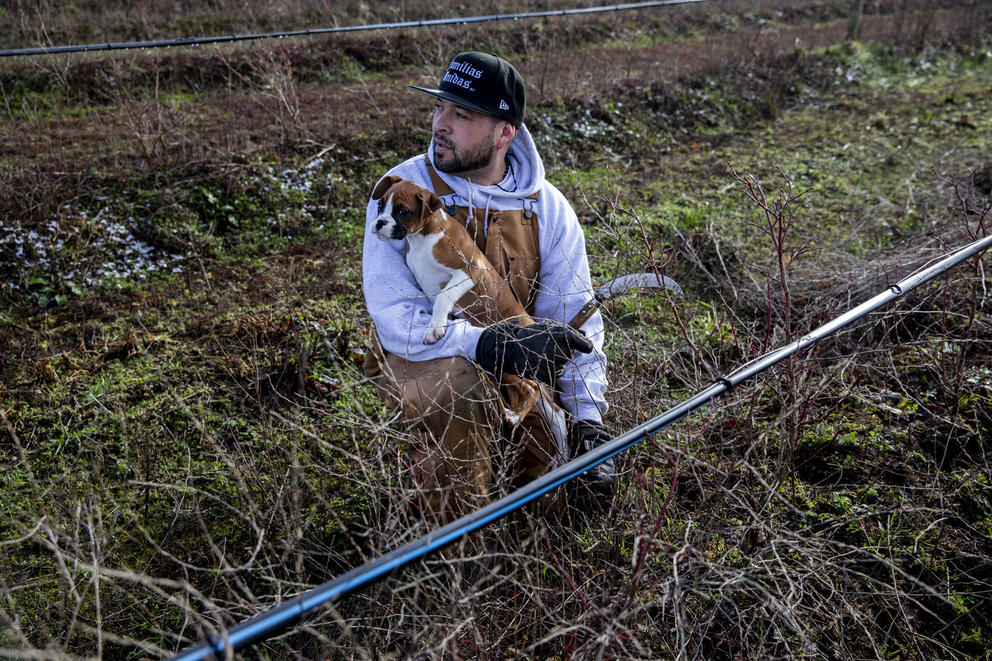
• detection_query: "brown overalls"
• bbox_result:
[364,158,567,525]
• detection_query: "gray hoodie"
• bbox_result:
[362,124,608,422]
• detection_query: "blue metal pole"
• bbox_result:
[168,233,991,660]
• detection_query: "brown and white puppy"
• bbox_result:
[371,175,546,429]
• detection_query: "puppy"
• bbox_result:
[371,175,544,428]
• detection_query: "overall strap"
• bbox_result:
[425,155,458,215]
[423,154,543,314]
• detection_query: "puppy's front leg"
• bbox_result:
[424,269,474,344]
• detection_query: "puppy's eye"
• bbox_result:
[376,199,384,213]
[396,208,411,220]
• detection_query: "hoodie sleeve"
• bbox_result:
[362,171,485,362]
[532,184,609,423]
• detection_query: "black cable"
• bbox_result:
[0,0,704,58]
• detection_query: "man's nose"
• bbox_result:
[433,107,451,133]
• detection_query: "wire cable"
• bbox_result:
[0,0,704,58]
[168,232,992,660]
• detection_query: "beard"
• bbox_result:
[432,135,498,175]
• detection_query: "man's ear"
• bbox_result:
[371,175,403,200]
[496,122,516,152]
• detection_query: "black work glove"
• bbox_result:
[475,319,593,386]
[569,419,616,498]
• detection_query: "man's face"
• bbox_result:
[431,99,504,177]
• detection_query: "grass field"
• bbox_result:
[1,1,991,659]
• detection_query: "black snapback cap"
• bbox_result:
[409,52,526,127]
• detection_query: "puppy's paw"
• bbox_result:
[423,325,446,345]
[504,410,521,427]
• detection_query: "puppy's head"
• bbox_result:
[370,176,444,241]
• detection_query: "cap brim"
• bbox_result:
[408,85,499,119]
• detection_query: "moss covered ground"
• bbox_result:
[1,1,990,658]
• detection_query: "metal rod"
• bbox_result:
[0,0,704,58]
[567,272,683,329]
[168,233,991,660]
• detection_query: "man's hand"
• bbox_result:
[475,319,593,386]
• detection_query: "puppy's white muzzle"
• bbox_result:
[373,215,396,240]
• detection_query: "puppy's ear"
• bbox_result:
[371,175,404,201]
[422,189,445,217]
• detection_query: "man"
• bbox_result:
[362,51,613,523]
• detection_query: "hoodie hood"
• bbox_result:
[427,123,545,204]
